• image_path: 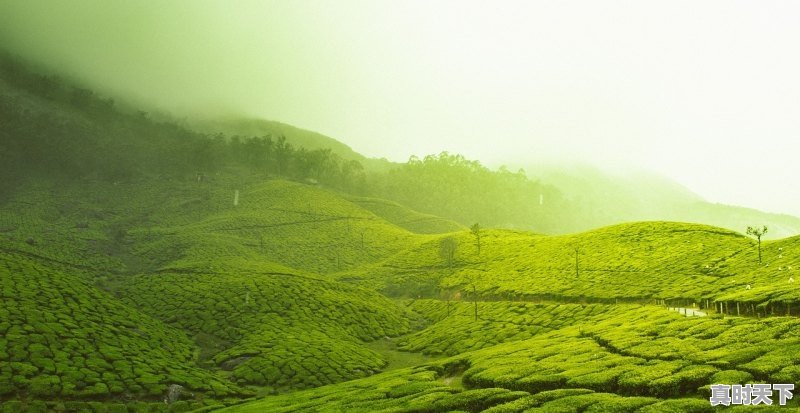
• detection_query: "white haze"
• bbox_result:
[0,1,799,216]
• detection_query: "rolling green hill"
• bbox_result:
[0,172,435,409]
[0,249,247,412]
[335,221,800,312]
[118,270,412,390]
[5,53,800,413]
[344,195,466,235]
[126,178,423,275]
[222,302,800,412]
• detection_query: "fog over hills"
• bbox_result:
[4,3,800,411]
[2,1,800,218]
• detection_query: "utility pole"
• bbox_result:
[472,285,478,321]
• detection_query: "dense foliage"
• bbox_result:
[0,54,367,199]
[0,251,247,407]
[368,152,567,233]
[119,271,412,390]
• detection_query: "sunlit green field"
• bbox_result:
[2,173,800,412]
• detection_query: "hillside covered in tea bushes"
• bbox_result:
[2,53,800,412]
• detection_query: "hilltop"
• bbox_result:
[3,51,800,238]
[192,118,368,163]
[335,220,799,310]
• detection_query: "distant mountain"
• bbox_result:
[3,51,797,239]
[191,116,800,239]
[523,162,800,239]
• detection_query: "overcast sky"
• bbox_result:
[1,1,799,216]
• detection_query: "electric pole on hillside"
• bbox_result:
[472,284,478,321]
[573,246,581,278]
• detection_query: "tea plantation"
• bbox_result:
[344,195,466,235]
[223,303,800,412]
[4,174,800,412]
[117,271,413,389]
[0,250,247,412]
[338,222,800,311]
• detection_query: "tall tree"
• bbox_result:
[746,225,768,264]
[439,236,457,267]
[273,135,292,176]
[470,223,482,255]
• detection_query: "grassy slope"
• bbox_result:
[129,179,425,275]
[0,175,447,401]
[344,195,466,235]
[337,221,800,309]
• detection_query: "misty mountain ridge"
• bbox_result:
[2,51,799,239]
[187,118,800,239]
[521,161,800,239]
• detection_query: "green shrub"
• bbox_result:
[1,401,24,413]
[639,398,713,413]
[105,404,128,413]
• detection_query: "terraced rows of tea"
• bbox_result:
[340,222,800,311]
[344,195,466,235]
[0,250,247,412]
[225,304,800,412]
[218,364,721,413]
[127,180,428,275]
[4,175,800,412]
[117,271,413,390]
[397,300,623,356]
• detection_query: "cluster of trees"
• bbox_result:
[367,152,567,233]
[218,134,366,191]
[0,53,366,196]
